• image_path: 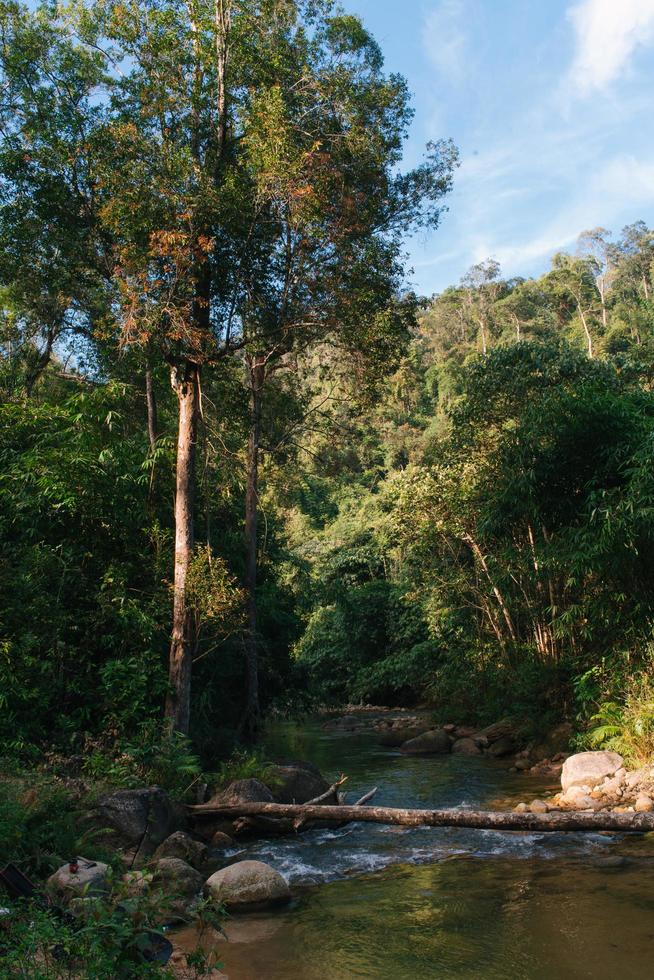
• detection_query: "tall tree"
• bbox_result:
[56,0,456,733]
[548,253,599,358]
[460,259,502,356]
[577,228,614,333]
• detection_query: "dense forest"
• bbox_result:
[2,0,654,771]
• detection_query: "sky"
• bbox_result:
[344,0,654,296]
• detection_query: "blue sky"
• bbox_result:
[344,0,654,296]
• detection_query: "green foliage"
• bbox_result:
[0,889,189,979]
[0,386,171,754]
[582,669,654,765]
[0,770,82,877]
[285,223,654,739]
[3,0,654,779]
[81,724,203,800]
[211,749,281,791]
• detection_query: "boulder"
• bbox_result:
[91,786,174,858]
[208,779,274,807]
[476,718,517,744]
[488,736,516,758]
[122,870,152,897]
[515,758,532,771]
[379,727,427,747]
[561,751,624,793]
[451,737,482,756]
[453,726,477,739]
[529,799,549,814]
[401,729,451,755]
[210,831,235,850]
[151,858,203,918]
[152,831,208,870]
[46,859,110,905]
[634,794,654,813]
[267,764,333,804]
[205,860,290,910]
[559,785,600,809]
[514,802,529,813]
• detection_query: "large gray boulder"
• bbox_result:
[151,856,203,895]
[452,737,482,756]
[151,858,203,919]
[152,831,208,870]
[46,860,110,905]
[561,751,624,792]
[197,780,275,842]
[268,764,333,804]
[401,729,451,755]
[205,860,290,910]
[91,786,174,858]
[208,778,274,807]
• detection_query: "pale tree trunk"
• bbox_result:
[577,304,593,358]
[242,354,265,737]
[598,280,607,332]
[462,532,517,645]
[145,362,158,451]
[165,361,200,735]
[478,317,488,355]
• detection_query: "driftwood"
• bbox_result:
[189,800,654,834]
[232,775,350,836]
[352,787,378,807]
[292,775,348,831]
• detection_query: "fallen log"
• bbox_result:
[188,801,654,834]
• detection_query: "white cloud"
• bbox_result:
[423,0,469,81]
[567,0,654,96]
[473,154,654,273]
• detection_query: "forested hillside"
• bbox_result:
[291,223,654,751]
[4,214,654,761]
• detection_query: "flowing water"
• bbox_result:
[177,715,654,979]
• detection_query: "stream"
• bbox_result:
[176,715,654,979]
